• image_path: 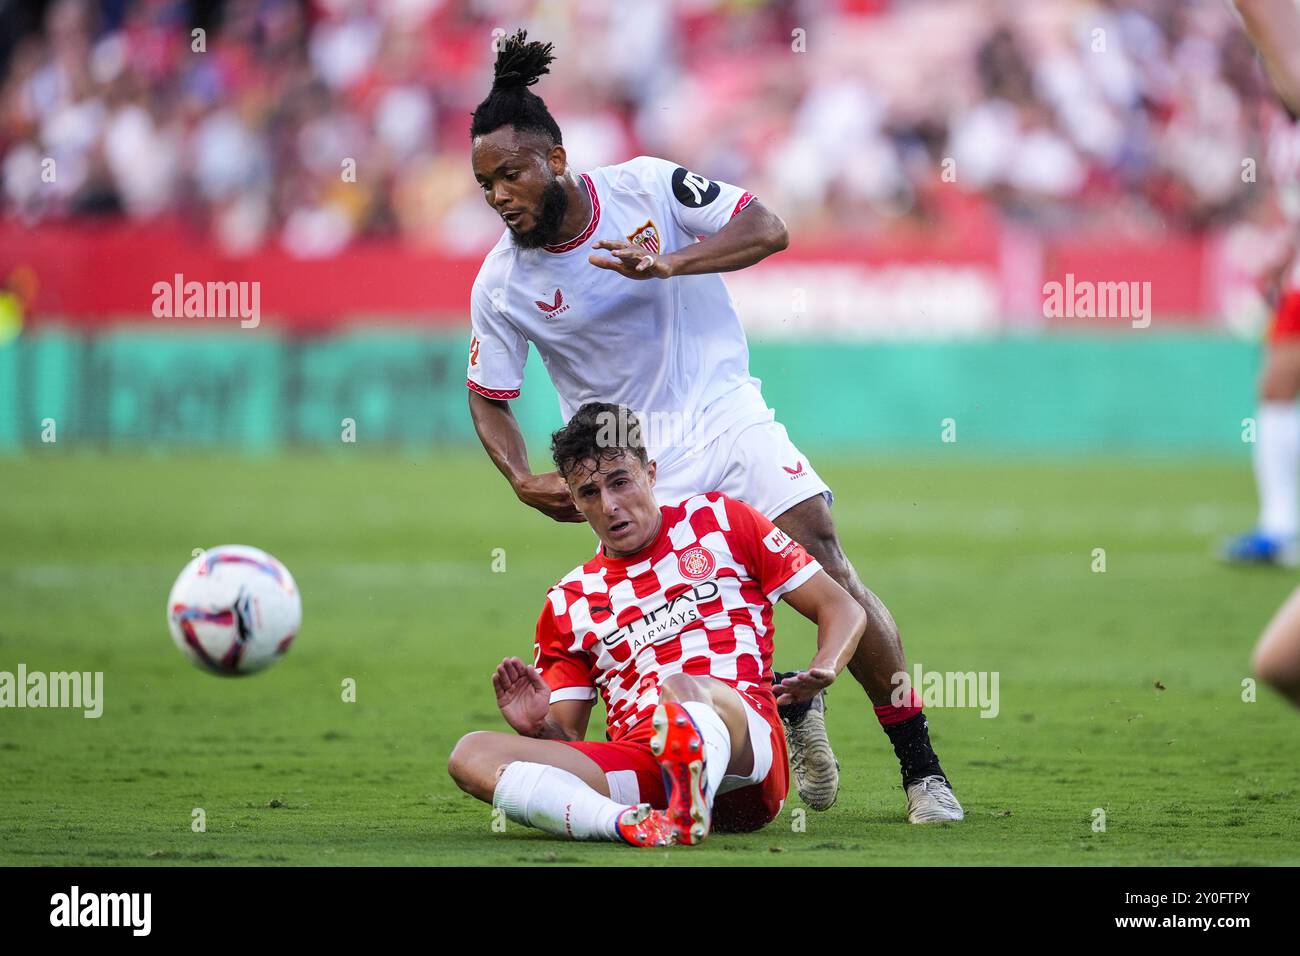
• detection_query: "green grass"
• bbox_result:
[1,451,1298,866]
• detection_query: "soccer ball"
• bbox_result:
[167,545,301,676]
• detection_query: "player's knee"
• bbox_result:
[660,672,705,702]
[1259,356,1300,400]
[447,731,493,791]
[813,539,866,600]
[798,527,847,575]
[1259,375,1299,402]
[1254,645,1300,697]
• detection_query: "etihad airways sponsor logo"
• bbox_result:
[600,581,719,654]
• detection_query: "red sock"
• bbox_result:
[874,688,923,727]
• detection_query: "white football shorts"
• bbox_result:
[651,413,833,520]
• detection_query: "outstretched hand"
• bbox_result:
[774,667,836,706]
[493,656,551,735]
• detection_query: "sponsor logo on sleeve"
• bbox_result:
[671,167,721,208]
[763,528,793,554]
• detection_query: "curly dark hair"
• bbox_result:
[469,29,563,145]
[551,402,648,480]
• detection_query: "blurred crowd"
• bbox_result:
[0,0,1293,257]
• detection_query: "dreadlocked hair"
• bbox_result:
[469,29,562,144]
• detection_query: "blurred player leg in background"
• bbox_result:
[1225,3,1300,565]
[1225,2,1300,565]
[1224,293,1300,566]
[1254,585,1300,706]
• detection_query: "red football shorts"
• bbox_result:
[564,688,789,834]
[1270,289,1300,342]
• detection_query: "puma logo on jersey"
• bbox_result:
[534,288,570,318]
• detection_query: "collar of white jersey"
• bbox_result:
[542,173,600,254]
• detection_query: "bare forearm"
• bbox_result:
[1236,0,1300,114]
[468,391,531,488]
[529,717,581,741]
[503,714,579,741]
[811,602,867,675]
[661,203,788,277]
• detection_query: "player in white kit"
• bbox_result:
[464,31,963,821]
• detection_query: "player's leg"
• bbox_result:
[771,493,962,822]
[652,672,759,843]
[1225,295,1300,565]
[447,731,670,844]
[714,416,962,821]
[1254,585,1300,707]
[701,418,844,810]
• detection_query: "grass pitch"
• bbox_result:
[1,451,1297,866]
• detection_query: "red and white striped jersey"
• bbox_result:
[534,492,821,742]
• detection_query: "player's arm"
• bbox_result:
[775,569,867,705]
[1235,0,1300,114]
[724,495,865,704]
[468,390,582,522]
[589,200,788,279]
[492,656,593,740]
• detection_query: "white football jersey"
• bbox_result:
[466,156,771,470]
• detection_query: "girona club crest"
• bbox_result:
[678,545,715,581]
[626,220,661,255]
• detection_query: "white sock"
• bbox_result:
[492,762,626,841]
[1255,402,1300,538]
[681,701,731,803]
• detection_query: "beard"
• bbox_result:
[510,178,569,249]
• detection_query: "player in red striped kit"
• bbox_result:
[1225,0,1300,567]
[464,29,964,823]
[1232,0,1300,708]
[447,403,866,845]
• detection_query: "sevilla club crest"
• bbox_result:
[626,220,661,256]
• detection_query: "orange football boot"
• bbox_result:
[615,803,676,847]
[650,700,711,845]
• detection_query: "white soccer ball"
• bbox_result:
[167,545,301,676]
